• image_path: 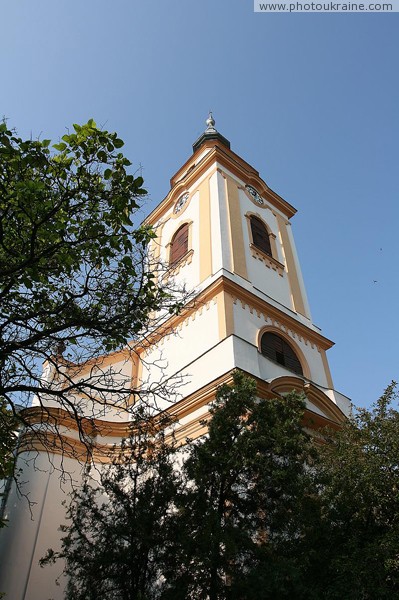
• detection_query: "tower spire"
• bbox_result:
[192,112,230,153]
[205,111,217,133]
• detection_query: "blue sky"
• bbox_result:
[2,1,398,409]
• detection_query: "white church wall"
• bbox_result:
[0,121,353,600]
[32,356,136,423]
[139,299,223,408]
[285,222,312,320]
[139,335,236,413]
[0,451,82,600]
[324,388,352,417]
[214,170,233,275]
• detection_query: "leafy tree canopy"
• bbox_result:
[0,399,18,529]
[305,381,399,599]
[0,120,181,446]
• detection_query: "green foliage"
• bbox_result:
[41,410,179,600]
[0,399,18,529]
[162,371,316,600]
[0,119,179,444]
[43,375,399,599]
[0,400,17,481]
[302,381,399,599]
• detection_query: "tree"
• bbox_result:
[0,120,183,450]
[41,374,399,600]
[0,399,18,528]
[300,381,399,599]
[162,371,318,600]
[40,409,180,600]
[42,372,318,599]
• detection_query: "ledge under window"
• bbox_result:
[249,243,285,277]
[163,249,194,281]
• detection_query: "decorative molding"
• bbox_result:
[249,243,285,276]
[275,212,309,319]
[18,368,345,465]
[162,249,194,281]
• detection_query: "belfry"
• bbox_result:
[140,113,350,430]
[0,116,350,599]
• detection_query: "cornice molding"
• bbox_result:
[18,370,344,460]
[219,276,334,351]
[145,143,296,225]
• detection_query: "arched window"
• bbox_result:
[260,332,303,376]
[250,216,272,257]
[170,223,189,265]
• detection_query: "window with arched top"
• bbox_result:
[250,216,272,257]
[170,223,189,265]
[260,332,303,376]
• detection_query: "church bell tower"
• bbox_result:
[140,114,350,440]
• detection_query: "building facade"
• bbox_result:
[0,116,350,599]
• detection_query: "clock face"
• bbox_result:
[174,192,189,214]
[245,184,264,205]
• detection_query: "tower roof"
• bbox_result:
[192,112,231,152]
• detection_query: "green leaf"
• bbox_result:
[53,142,67,151]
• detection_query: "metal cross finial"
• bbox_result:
[205,111,217,133]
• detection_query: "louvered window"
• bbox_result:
[170,224,189,265]
[261,332,303,376]
[250,217,272,257]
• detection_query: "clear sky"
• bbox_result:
[2,1,398,409]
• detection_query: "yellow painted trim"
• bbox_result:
[217,291,234,341]
[171,411,210,444]
[218,171,234,272]
[19,368,345,464]
[268,376,346,424]
[58,275,333,389]
[18,431,121,464]
[220,276,333,350]
[130,275,333,357]
[134,347,144,405]
[225,174,248,280]
[198,177,213,282]
[50,346,132,375]
[167,370,346,434]
[275,213,308,318]
[151,220,165,262]
[320,349,334,389]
